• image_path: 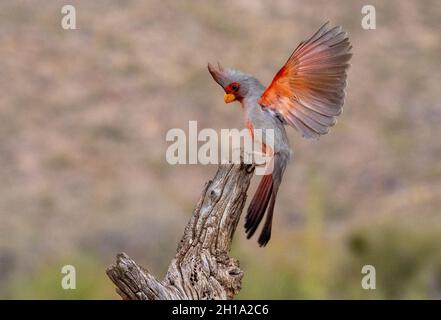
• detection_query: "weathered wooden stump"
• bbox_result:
[106,163,254,300]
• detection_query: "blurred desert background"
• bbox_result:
[0,0,440,299]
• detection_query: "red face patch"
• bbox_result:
[225,82,240,94]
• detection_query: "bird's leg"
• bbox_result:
[245,163,255,174]
[232,147,273,175]
[250,150,270,166]
[231,146,271,174]
[231,146,256,173]
[236,147,269,167]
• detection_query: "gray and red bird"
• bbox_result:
[208,22,352,246]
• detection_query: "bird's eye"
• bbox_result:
[231,84,239,91]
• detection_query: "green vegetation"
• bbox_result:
[5,253,115,299]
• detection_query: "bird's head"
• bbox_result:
[208,62,259,104]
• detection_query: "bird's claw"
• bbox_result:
[245,164,255,173]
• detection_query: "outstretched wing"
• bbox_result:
[259,22,352,139]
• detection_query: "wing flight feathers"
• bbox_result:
[259,22,352,139]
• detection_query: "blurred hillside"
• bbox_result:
[0,0,440,299]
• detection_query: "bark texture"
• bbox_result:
[106,163,254,300]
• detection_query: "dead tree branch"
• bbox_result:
[106,163,254,300]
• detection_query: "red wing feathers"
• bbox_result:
[259,22,352,139]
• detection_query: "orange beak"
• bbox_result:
[224,93,236,104]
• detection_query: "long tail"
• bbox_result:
[244,153,288,246]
